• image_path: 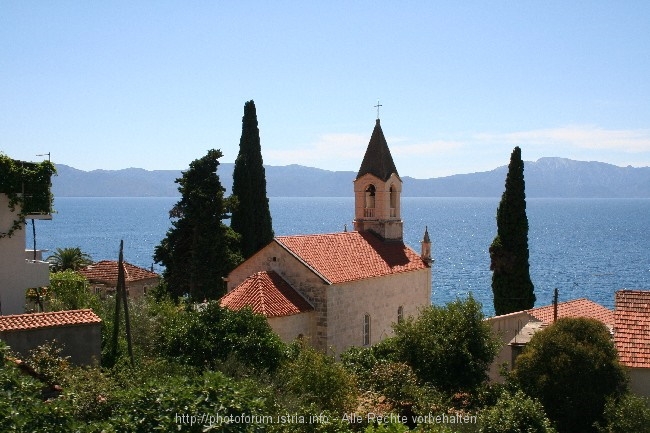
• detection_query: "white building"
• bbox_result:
[0,159,53,315]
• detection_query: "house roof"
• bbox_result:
[275,231,428,285]
[78,260,159,284]
[356,119,399,181]
[0,309,101,332]
[220,271,313,318]
[614,290,650,368]
[527,298,615,326]
[510,321,548,346]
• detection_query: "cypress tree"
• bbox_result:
[154,149,243,300]
[231,100,274,258]
[490,146,535,315]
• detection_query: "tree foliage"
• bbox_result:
[512,317,628,433]
[154,149,242,300]
[392,296,500,393]
[47,270,99,311]
[479,390,556,433]
[490,146,535,315]
[231,100,274,258]
[47,247,92,272]
[156,301,285,373]
[596,393,650,433]
[279,342,358,413]
[0,153,56,238]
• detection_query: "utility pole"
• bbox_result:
[110,240,134,366]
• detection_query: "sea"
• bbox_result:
[29,197,650,317]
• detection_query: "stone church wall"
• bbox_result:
[226,241,329,351]
[268,312,314,344]
[326,267,430,356]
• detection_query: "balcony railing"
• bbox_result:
[390,207,397,217]
[23,259,51,288]
[364,208,375,218]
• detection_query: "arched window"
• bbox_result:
[397,306,404,323]
[363,314,371,346]
[389,185,397,217]
[364,185,376,217]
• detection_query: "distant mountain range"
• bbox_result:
[51,158,650,198]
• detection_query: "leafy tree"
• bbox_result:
[279,342,358,413]
[393,296,500,393]
[154,149,243,300]
[47,247,92,272]
[156,301,285,372]
[479,390,556,433]
[512,318,628,433]
[596,393,650,433]
[231,100,274,258]
[48,270,99,311]
[490,146,535,315]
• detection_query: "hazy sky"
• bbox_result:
[2,2,649,178]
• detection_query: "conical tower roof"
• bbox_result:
[356,119,399,181]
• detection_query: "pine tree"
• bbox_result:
[154,149,242,300]
[490,146,535,315]
[231,100,274,258]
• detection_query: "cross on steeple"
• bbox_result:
[374,100,382,119]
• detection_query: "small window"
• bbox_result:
[364,184,376,208]
[363,314,371,346]
[397,306,404,323]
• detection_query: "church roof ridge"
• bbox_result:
[220,270,313,318]
[356,119,399,181]
[274,231,427,284]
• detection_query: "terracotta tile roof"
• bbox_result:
[357,119,399,181]
[220,271,313,318]
[527,298,614,326]
[275,231,428,284]
[0,309,101,332]
[78,260,159,284]
[614,290,650,368]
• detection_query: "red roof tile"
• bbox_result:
[527,298,614,326]
[78,261,159,284]
[275,231,428,284]
[0,309,101,332]
[614,290,650,368]
[220,271,313,318]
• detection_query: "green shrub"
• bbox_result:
[0,342,77,432]
[513,318,627,433]
[157,301,286,372]
[479,390,556,433]
[393,296,500,393]
[279,343,358,413]
[596,393,650,433]
[100,370,276,433]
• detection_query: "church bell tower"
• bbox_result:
[353,118,403,241]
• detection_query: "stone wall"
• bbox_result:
[268,312,314,344]
[1,323,101,365]
[326,267,430,356]
[227,241,328,351]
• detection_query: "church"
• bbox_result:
[220,118,433,354]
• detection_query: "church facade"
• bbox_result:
[221,119,432,354]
